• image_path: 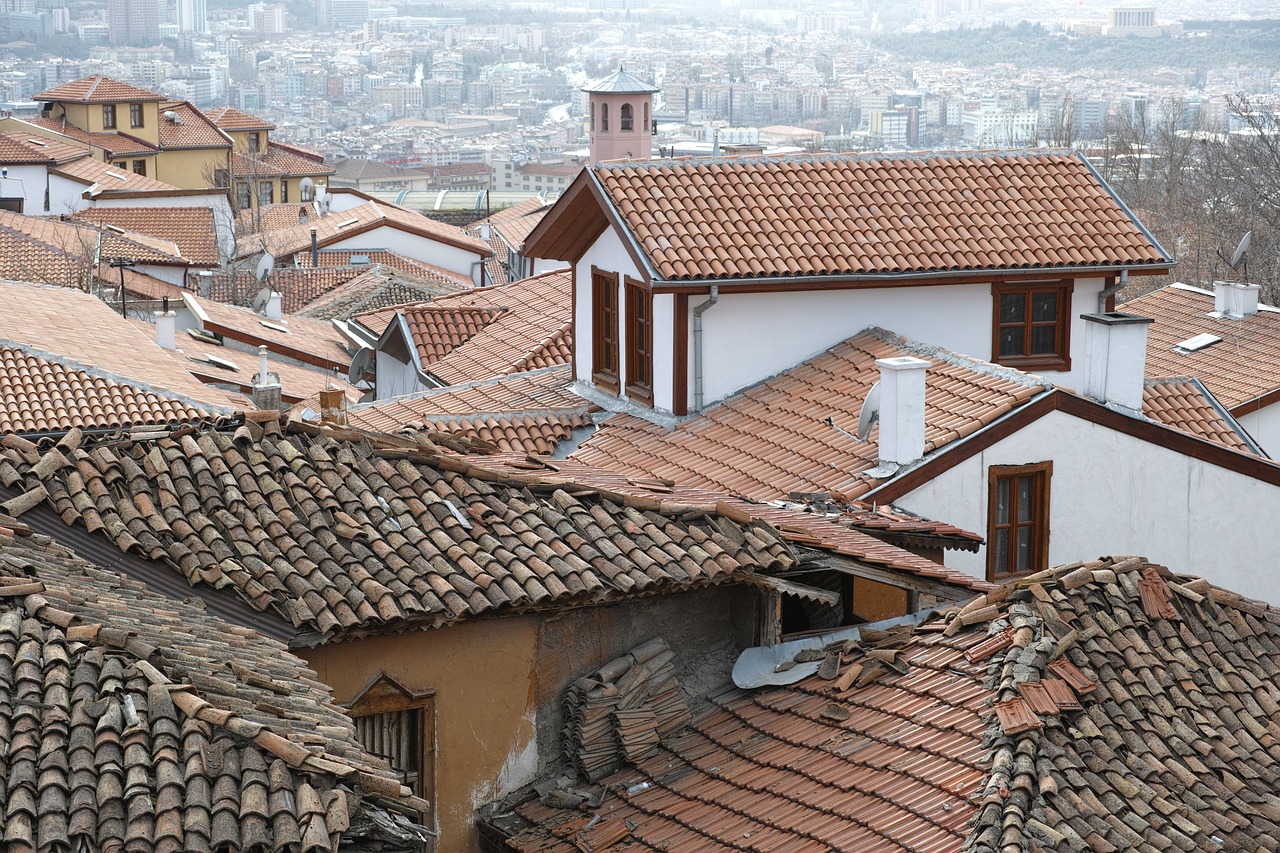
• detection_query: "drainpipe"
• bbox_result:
[692,285,719,411]
[1097,269,1128,312]
[310,227,318,266]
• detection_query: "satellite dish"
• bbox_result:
[348,346,373,386]
[1230,231,1252,270]
[300,176,315,198]
[314,185,330,216]
[251,286,272,314]
[855,381,881,441]
[255,253,275,283]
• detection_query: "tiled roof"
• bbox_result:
[0,131,90,164]
[208,267,361,312]
[203,105,275,131]
[1129,283,1280,411]
[581,68,660,94]
[296,263,469,321]
[0,420,796,638]
[571,328,1050,501]
[0,209,183,267]
[0,280,240,412]
[239,202,322,233]
[297,248,474,279]
[230,143,332,182]
[590,152,1170,281]
[53,155,178,193]
[157,100,232,150]
[467,198,554,286]
[22,117,157,158]
[235,201,490,261]
[499,555,1280,851]
[356,269,571,386]
[0,133,55,163]
[1143,377,1261,455]
[185,293,353,371]
[35,75,164,103]
[75,207,220,266]
[0,528,428,853]
[0,346,209,435]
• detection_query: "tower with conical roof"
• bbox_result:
[582,67,659,165]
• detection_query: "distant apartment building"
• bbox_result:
[107,0,163,45]
[961,103,1038,146]
[494,159,579,193]
[249,2,286,34]
[176,0,206,33]
[318,0,367,28]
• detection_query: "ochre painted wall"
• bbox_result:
[154,146,228,189]
[302,616,540,853]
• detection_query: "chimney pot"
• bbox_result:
[1213,280,1260,319]
[153,310,176,350]
[265,291,283,321]
[874,356,930,468]
[1082,312,1153,414]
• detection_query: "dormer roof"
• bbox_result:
[34,74,164,103]
[203,105,276,132]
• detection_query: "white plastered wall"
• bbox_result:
[1234,406,1280,458]
[892,408,1280,603]
[330,228,482,282]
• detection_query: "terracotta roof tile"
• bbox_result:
[355,269,571,385]
[230,142,333,182]
[1130,283,1280,411]
[0,131,89,164]
[590,152,1170,282]
[571,327,1049,501]
[1142,377,1260,454]
[0,132,56,163]
[185,293,353,371]
[499,555,1280,850]
[75,207,220,266]
[156,100,231,150]
[203,105,276,131]
[34,75,164,103]
[52,154,177,193]
[0,530,428,852]
[0,346,209,435]
[0,420,796,637]
[295,263,469,320]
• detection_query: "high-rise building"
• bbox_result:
[176,0,206,34]
[317,0,368,29]
[106,0,162,45]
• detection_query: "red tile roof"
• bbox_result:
[0,345,210,434]
[1142,377,1260,454]
[499,555,1280,851]
[25,116,159,157]
[157,100,232,150]
[571,328,1050,501]
[356,269,571,385]
[1129,283,1280,411]
[0,133,55,163]
[0,131,89,164]
[295,263,469,320]
[565,152,1171,282]
[75,207,220,266]
[52,155,178,193]
[184,293,353,371]
[35,75,164,103]
[230,142,333,181]
[203,105,275,131]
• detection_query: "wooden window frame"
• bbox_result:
[987,462,1052,582]
[248,131,260,152]
[102,104,116,129]
[132,160,146,176]
[991,280,1073,371]
[344,673,436,825]
[129,102,144,128]
[591,267,620,393]
[624,277,653,406]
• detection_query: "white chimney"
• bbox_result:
[265,291,283,321]
[874,356,930,468]
[1213,280,1260,319]
[153,310,176,350]
[1082,312,1153,415]
[251,344,282,410]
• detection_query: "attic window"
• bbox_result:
[1172,333,1221,354]
[200,353,240,371]
[336,217,359,228]
[260,320,290,333]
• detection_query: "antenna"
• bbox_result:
[855,381,881,441]
[348,346,373,386]
[254,252,275,284]
[252,286,272,314]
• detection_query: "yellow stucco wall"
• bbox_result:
[154,146,228,189]
[301,616,540,853]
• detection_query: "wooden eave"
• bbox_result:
[522,169,611,265]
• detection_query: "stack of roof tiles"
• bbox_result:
[0,419,794,639]
[572,327,1049,500]
[562,638,691,782]
[0,525,427,853]
[494,555,1280,851]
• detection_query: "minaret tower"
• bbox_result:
[582,66,659,164]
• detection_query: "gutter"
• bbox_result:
[1097,269,1128,310]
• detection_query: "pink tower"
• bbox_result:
[582,67,659,165]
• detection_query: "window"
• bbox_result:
[621,103,633,131]
[280,180,288,203]
[248,131,260,152]
[102,104,116,129]
[987,462,1051,581]
[344,674,435,831]
[644,101,650,131]
[129,102,143,128]
[258,181,273,206]
[213,168,229,187]
[132,160,146,176]
[590,101,595,130]
[235,180,251,210]
[600,102,609,131]
[625,278,653,405]
[112,161,126,170]
[992,281,1073,370]
[591,268,620,393]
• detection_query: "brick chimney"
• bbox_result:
[874,356,930,468]
[1081,312,1153,414]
